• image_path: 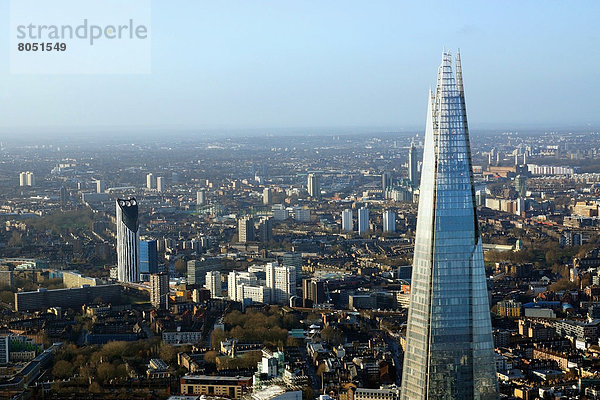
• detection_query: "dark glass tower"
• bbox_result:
[400,52,498,400]
[140,239,158,276]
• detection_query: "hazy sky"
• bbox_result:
[0,1,599,138]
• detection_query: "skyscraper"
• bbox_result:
[358,207,369,235]
[146,173,154,190]
[156,176,164,192]
[408,141,419,187]
[150,272,169,309]
[140,239,159,279]
[382,172,391,193]
[382,210,395,233]
[400,52,497,400]
[116,198,140,283]
[341,209,353,232]
[307,173,321,198]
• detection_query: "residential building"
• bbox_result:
[116,198,140,283]
[150,272,169,309]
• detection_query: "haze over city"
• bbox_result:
[2,1,600,400]
[0,1,599,139]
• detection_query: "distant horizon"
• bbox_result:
[1,122,600,144]
[1,1,599,139]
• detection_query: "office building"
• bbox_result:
[116,198,140,283]
[187,258,221,286]
[263,187,272,205]
[205,271,221,298]
[342,209,353,232]
[146,173,154,189]
[307,173,320,198]
[408,141,419,187]
[197,190,205,206]
[140,240,159,279]
[238,216,255,243]
[383,210,395,233]
[358,207,369,235]
[150,272,169,309]
[156,176,164,192]
[400,52,497,400]
[381,172,391,193]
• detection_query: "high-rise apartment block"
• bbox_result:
[238,216,255,243]
[382,172,391,193]
[383,210,395,233]
[197,190,205,206]
[358,207,369,235]
[19,171,35,187]
[116,198,140,283]
[146,173,155,189]
[263,187,272,205]
[307,173,321,198]
[342,209,353,232]
[205,271,221,298]
[408,141,419,187]
[150,272,169,309]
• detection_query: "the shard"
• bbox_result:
[400,52,498,400]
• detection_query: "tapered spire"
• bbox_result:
[400,52,498,400]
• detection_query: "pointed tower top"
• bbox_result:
[456,50,465,98]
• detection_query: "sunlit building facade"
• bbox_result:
[400,52,498,400]
[116,198,140,283]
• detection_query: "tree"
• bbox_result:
[204,350,218,364]
[320,326,344,346]
[53,360,74,379]
[159,343,177,363]
[175,258,187,277]
[210,328,226,349]
[96,363,116,383]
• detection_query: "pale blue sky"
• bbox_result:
[0,0,599,138]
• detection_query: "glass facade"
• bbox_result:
[400,52,498,400]
[140,239,158,275]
